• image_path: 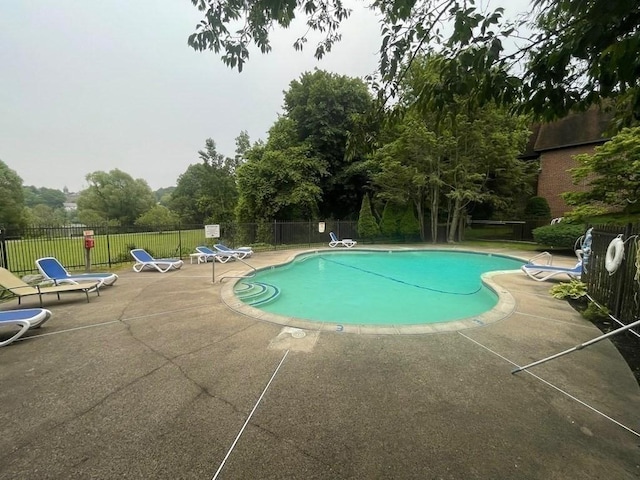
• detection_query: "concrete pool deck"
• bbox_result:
[0,246,638,479]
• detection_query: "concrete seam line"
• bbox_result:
[18,303,215,342]
[458,332,640,438]
[211,349,290,480]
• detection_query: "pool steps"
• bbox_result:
[235,282,281,307]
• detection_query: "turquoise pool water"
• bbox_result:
[234,250,524,325]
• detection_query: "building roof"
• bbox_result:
[533,108,612,152]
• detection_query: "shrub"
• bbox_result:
[532,223,586,248]
[379,202,404,236]
[524,196,551,220]
[398,204,420,238]
[357,195,380,239]
[549,280,587,300]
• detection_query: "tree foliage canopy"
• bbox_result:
[0,159,25,227]
[564,126,640,209]
[188,0,640,126]
[170,138,238,223]
[77,169,156,225]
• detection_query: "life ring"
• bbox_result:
[605,237,625,274]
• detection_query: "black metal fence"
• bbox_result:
[583,223,640,331]
[0,220,359,275]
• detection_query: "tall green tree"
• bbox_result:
[76,169,156,225]
[357,194,379,239]
[0,159,25,227]
[236,118,325,222]
[283,70,374,218]
[373,55,531,242]
[170,139,238,223]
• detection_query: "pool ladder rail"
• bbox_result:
[235,281,281,307]
[218,255,257,283]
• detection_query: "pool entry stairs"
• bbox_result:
[235,282,281,307]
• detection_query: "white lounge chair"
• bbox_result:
[329,231,357,248]
[195,245,235,263]
[214,243,253,259]
[0,308,53,347]
[36,257,118,288]
[521,253,583,282]
[130,249,183,273]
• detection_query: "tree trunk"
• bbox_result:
[447,197,462,243]
[430,184,439,243]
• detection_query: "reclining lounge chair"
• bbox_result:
[521,252,583,282]
[214,243,253,259]
[36,257,118,288]
[329,232,357,248]
[0,308,52,347]
[0,267,100,306]
[130,249,183,273]
[194,245,238,264]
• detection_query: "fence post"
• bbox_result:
[612,223,633,319]
[106,224,112,268]
[178,223,183,259]
[0,227,7,270]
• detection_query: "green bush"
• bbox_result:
[524,196,551,220]
[532,223,586,248]
[549,280,587,300]
[357,195,380,239]
[379,202,404,236]
[398,204,420,238]
[582,302,610,322]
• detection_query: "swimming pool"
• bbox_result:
[228,250,524,332]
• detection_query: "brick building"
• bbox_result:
[522,109,612,218]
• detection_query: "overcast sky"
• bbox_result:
[1,1,531,193]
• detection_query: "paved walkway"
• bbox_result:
[0,247,638,479]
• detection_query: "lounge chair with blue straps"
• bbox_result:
[329,232,357,248]
[36,257,118,288]
[0,308,52,347]
[130,249,183,273]
[213,243,253,259]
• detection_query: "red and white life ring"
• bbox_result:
[605,237,625,274]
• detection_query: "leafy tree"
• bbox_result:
[233,130,251,172]
[372,113,443,242]
[170,139,238,224]
[187,0,640,126]
[236,118,325,222]
[373,56,531,242]
[135,205,179,227]
[0,159,26,227]
[563,127,640,210]
[357,194,379,239]
[283,70,374,218]
[76,169,156,225]
[154,187,175,206]
[24,205,68,226]
[23,186,66,209]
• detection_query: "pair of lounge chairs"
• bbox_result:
[521,228,592,282]
[195,244,253,263]
[0,308,52,347]
[329,232,357,248]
